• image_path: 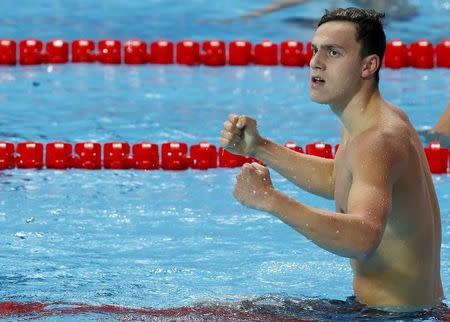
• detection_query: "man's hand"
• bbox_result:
[219,114,262,156]
[233,162,276,212]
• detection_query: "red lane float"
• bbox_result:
[436,39,450,67]
[0,301,47,316]
[384,40,409,69]
[0,40,16,65]
[409,39,434,69]
[19,39,43,65]
[229,40,252,66]
[133,142,159,170]
[16,142,44,169]
[254,40,278,66]
[124,39,148,64]
[97,40,121,64]
[74,142,102,169]
[305,142,333,159]
[150,40,174,64]
[45,40,69,64]
[0,141,448,173]
[0,142,15,169]
[176,40,200,65]
[424,142,449,174]
[190,142,217,170]
[202,40,226,66]
[103,142,133,169]
[72,39,96,63]
[161,142,189,170]
[218,147,248,168]
[281,40,304,66]
[46,142,73,169]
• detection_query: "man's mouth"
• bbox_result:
[311,76,325,84]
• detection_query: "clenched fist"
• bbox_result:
[233,162,276,212]
[219,114,262,156]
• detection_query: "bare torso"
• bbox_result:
[333,103,443,310]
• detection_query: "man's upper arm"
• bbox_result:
[345,134,408,252]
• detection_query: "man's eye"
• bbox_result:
[312,48,318,55]
[330,50,340,57]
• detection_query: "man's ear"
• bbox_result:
[361,54,380,78]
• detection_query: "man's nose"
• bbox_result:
[309,51,325,70]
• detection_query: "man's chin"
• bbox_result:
[309,93,329,104]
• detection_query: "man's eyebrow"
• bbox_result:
[311,43,346,50]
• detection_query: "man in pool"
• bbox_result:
[239,0,418,21]
[422,103,450,148]
[219,8,444,312]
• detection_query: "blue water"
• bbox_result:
[0,1,449,321]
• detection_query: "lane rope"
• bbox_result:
[0,140,448,174]
[0,38,449,68]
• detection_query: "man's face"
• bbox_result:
[309,21,365,107]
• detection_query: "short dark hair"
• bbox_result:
[318,7,386,84]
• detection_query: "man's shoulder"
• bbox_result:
[359,103,414,148]
[347,127,410,173]
[352,126,409,154]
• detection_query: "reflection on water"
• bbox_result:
[235,295,449,321]
[1,296,448,322]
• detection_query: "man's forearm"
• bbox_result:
[267,190,381,260]
[254,137,335,199]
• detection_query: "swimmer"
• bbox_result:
[239,0,418,21]
[220,8,443,312]
[421,103,450,148]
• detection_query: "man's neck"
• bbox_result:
[330,86,383,137]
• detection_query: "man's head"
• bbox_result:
[318,7,386,83]
[309,8,386,106]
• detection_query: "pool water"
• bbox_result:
[0,0,449,321]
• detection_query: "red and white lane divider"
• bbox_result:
[0,38,449,68]
[0,140,448,174]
